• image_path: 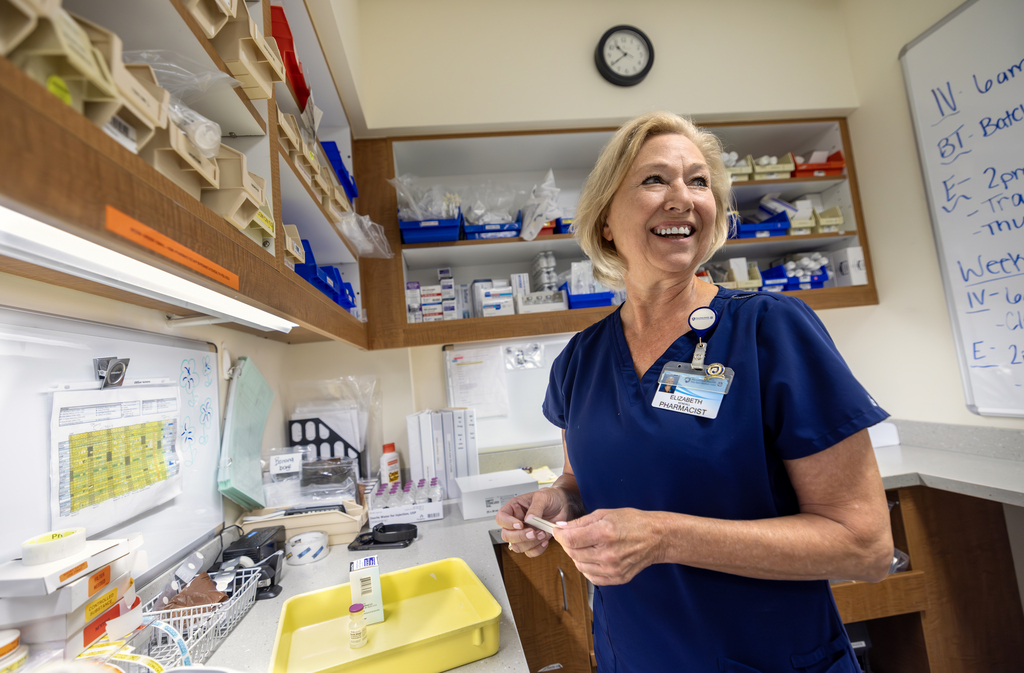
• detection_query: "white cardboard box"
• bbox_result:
[0,537,138,598]
[367,500,444,526]
[454,469,538,520]
[349,556,383,625]
[18,569,133,642]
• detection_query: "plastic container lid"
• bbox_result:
[383,443,395,454]
[349,603,364,614]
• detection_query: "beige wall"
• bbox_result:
[345,0,860,136]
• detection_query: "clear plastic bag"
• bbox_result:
[505,343,545,370]
[889,548,911,574]
[520,170,563,241]
[462,182,516,225]
[286,377,383,481]
[388,175,461,221]
[123,50,241,158]
[335,213,394,258]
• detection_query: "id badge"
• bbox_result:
[652,361,734,419]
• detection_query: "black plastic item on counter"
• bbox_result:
[347,523,417,551]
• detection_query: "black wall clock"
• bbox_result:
[595,25,654,87]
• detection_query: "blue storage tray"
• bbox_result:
[321,141,358,201]
[555,218,573,234]
[559,283,614,309]
[463,221,520,233]
[465,231,520,240]
[399,210,461,244]
[736,230,789,239]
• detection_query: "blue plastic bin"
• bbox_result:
[559,283,614,309]
[321,141,358,201]
[294,240,337,297]
[399,209,461,244]
[463,220,520,240]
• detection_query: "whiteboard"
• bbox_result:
[444,335,571,451]
[901,0,1024,416]
[0,305,223,583]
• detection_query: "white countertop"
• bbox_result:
[875,443,1024,507]
[204,441,1024,671]
[206,505,527,672]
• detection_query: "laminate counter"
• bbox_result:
[206,505,528,672]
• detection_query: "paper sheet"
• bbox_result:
[50,386,183,532]
[445,346,509,418]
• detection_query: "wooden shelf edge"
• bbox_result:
[168,0,267,135]
[401,233,575,250]
[788,285,878,310]
[277,144,359,260]
[831,570,929,624]
[729,175,846,189]
[393,306,617,348]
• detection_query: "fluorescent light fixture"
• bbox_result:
[0,204,297,333]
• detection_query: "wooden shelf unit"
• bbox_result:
[356,118,878,350]
[0,3,366,347]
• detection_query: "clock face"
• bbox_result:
[595,25,654,86]
[602,29,650,78]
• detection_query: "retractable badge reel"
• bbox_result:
[651,307,735,419]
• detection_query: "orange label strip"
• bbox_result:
[60,561,88,583]
[105,206,240,291]
[88,565,111,597]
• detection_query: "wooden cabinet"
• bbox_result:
[497,541,594,673]
[356,118,878,350]
[830,486,1024,672]
[0,0,365,346]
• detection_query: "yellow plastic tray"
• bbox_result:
[271,558,501,673]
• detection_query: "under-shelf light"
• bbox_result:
[0,204,297,333]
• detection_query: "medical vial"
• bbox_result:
[428,477,442,502]
[400,482,415,506]
[415,479,428,504]
[348,603,367,649]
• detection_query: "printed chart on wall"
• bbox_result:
[901,0,1024,416]
[50,386,183,531]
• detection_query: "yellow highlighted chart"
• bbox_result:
[65,420,174,513]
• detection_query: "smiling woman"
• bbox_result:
[496,111,894,673]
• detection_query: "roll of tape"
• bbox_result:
[21,529,86,566]
[0,631,18,660]
[285,532,329,566]
[0,645,28,673]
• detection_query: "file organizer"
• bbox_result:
[72,15,170,153]
[201,145,273,244]
[210,6,285,100]
[182,0,238,39]
[0,0,40,56]
[218,356,274,510]
[9,0,119,118]
[140,122,220,199]
[270,558,501,673]
[282,224,305,266]
[276,107,301,153]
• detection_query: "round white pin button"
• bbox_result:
[688,307,718,338]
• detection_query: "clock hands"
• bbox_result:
[611,44,632,66]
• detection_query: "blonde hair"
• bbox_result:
[575,111,731,288]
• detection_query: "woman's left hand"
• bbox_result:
[552,508,662,585]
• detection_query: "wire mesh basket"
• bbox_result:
[128,565,261,668]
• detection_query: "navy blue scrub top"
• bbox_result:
[543,288,888,673]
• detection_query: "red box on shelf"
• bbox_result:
[793,151,845,178]
[270,6,310,109]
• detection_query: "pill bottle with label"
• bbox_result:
[349,603,367,648]
[379,443,400,484]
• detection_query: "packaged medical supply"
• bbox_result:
[454,469,538,520]
[440,278,456,300]
[510,273,531,299]
[349,557,383,624]
[442,300,457,320]
[830,247,868,286]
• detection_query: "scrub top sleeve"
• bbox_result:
[757,297,888,460]
[542,334,579,430]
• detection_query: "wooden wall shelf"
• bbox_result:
[0,54,365,347]
[831,570,929,624]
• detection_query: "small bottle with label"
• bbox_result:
[348,603,367,649]
[400,482,415,506]
[415,479,428,504]
[428,477,442,503]
[379,443,400,485]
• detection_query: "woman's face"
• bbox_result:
[603,134,717,286]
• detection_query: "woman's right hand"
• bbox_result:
[496,487,571,557]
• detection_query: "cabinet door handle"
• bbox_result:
[558,567,567,611]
